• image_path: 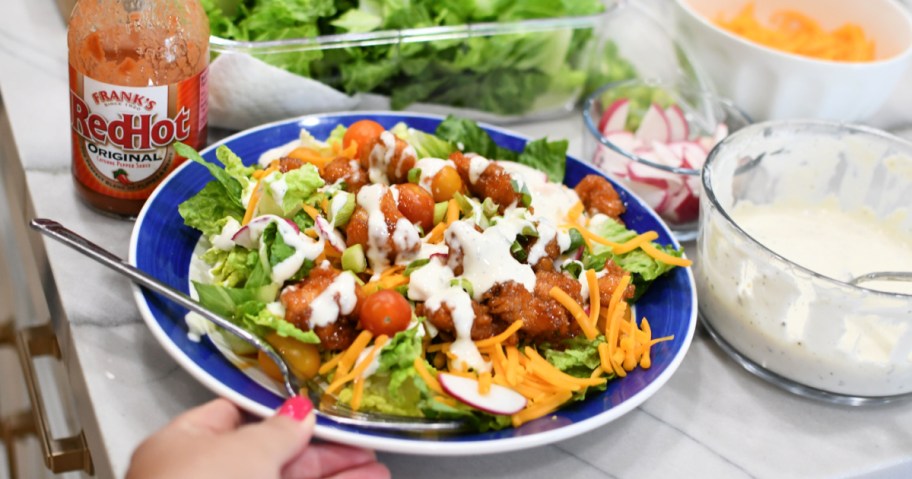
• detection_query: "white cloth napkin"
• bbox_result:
[207,53,361,131]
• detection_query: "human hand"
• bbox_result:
[127,396,390,479]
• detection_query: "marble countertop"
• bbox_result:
[3,1,912,478]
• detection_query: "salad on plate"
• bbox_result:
[175,115,690,431]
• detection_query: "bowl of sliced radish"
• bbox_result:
[583,78,751,241]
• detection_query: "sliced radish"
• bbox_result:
[650,141,685,169]
[604,130,639,152]
[624,178,668,211]
[599,99,630,134]
[627,160,683,191]
[231,215,301,249]
[594,145,629,178]
[315,215,346,252]
[437,372,527,415]
[661,183,700,224]
[665,105,689,142]
[711,123,729,146]
[634,104,670,144]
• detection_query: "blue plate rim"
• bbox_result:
[128,111,697,455]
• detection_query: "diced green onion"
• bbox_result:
[433,201,448,225]
[341,244,366,273]
[449,278,474,298]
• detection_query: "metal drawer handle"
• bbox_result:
[15,323,94,475]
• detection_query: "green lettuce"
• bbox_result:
[178,182,245,236]
[390,122,455,159]
[263,164,325,216]
[435,115,568,181]
[193,281,319,344]
[174,142,244,209]
[202,246,260,287]
[542,335,607,379]
[583,216,684,300]
[201,0,605,116]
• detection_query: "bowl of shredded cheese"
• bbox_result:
[673,0,912,121]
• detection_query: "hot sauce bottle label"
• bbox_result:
[69,65,208,200]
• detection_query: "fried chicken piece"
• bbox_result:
[597,259,636,305]
[280,266,364,351]
[575,174,625,221]
[528,237,562,273]
[277,156,305,173]
[367,134,416,184]
[344,188,419,261]
[450,151,523,214]
[483,272,582,343]
[322,157,368,192]
[417,300,497,341]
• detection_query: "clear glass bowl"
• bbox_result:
[207,12,613,130]
[582,78,751,241]
[696,120,912,405]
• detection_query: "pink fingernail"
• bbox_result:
[277,396,313,421]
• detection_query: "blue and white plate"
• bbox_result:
[129,112,697,455]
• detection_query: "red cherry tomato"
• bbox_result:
[359,290,412,336]
[343,120,385,167]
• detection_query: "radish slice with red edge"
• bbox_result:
[437,372,527,415]
[665,105,689,142]
[634,104,670,143]
[315,215,346,252]
[599,98,630,134]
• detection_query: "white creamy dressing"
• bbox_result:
[257,138,300,167]
[698,194,912,396]
[265,171,288,207]
[356,184,421,271]
[242,215,325,284]
[445,218,536,300]
[392,218,421,256]
[415,158,454,192]
[467,154,490,184]
[368,131,397,184]
[357,184,394,271]
[407,257,454,302]
[306,271,359,328]
[426,286,491,372]
[732,200,912,294]
[212,217,242,251]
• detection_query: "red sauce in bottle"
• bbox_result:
[68,0,209,217]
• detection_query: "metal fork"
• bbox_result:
[30,219,466,434]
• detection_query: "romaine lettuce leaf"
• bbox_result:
[390,122,455,159]
[174,142,244,209]
[583,216,684,300]
[263,164,325,216]
[192,281,319,344]
[178,181,245,236]
[202,246,260,288]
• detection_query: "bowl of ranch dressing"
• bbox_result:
[696,120,912,404]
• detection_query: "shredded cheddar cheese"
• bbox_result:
[715,3,875,62]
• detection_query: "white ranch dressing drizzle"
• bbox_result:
[368,131,397,184]
[468,154,490,184]
[445,216,536,301]
[307,271,359,328]
[407,257,454,302]
[241,215,324,284]
[392,218,421,258]
[527,218,572,266]
[415,158,454,192]
[425,286,491,372]
[265,171,288,207]
[212,217,242,251]
[357,184,393,271]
